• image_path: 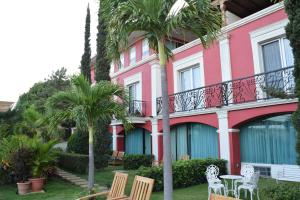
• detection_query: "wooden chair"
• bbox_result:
[76,172,128,200]
[210,194,240,200]
[180,154,190,161]
[111,150,118,159]
[109,151,125,166]
[115,175,155,200]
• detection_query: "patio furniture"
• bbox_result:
[276,165,300,182]
[210,194,240,200]
[111,150,118,160]
[109,151,125,166]
[238,171,260,200]
[234,164,254,195]
[76,172,128,200]
[180,154,190,160]
[115,175,155,200]
[220,175,242,196]
[206,165,227,200]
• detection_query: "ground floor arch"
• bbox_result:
[170,123,219,160]
[125,127,152,155]
[239,114,297,165]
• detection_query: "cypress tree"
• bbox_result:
[285,0,300,164]
[95,1,110,81]
[80,5,91,83]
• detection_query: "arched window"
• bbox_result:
[125,128,151,155]
[240,114,297,165]
[171,123,218,160]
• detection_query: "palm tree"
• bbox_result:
[47,75,129,192]
[105,0,222,199]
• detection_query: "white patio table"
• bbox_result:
[220,175,242,197]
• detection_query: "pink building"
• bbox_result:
[92,1,298,178]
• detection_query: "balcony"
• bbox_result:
[128,100,146,117]
[157,66,295,115]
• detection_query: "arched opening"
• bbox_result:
[170,123,218,160]
[239,114,297,165]
[125,128,152,155]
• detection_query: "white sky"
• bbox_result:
[0,0,99,102]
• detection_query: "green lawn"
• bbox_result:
[1,167,299,200]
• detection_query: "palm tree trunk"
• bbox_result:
[88,125,95,193]
[158,39,173,200]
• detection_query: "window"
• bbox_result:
[128,82,139,101]
[142,39,149,59]
[261,38,294,72]
[166,39,185,50]
[130,47,136,65]
[125,128,152,155]
[119,53,124,69]
[180,65,201,91]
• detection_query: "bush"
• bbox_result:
[57,152,88,173]
[137,158,227,191]
[124,154,154,170]
[11,148,34,182]
[67,130,88,154]
[261,183,300,200]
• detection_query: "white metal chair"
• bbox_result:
[234,164,254,196]
[206,165,227,200]
[238,171,260,200]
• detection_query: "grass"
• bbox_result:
[1,166,300,200]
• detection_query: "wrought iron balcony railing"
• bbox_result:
[157,66,295,115]
[128,100,146,117]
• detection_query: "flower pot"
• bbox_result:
[29,178,45,192]
[17,181,31,195]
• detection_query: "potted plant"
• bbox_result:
[29,138,58,192]
[11,148,33,195]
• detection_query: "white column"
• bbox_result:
[219,34,232,82]
[150,60,161,116]
[112,125,117,151]
[151,118,159,161]
[217,110,231,174]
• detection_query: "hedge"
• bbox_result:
[137,158,227,191]
[123,154,154,170]
[57,152,88,173]
[261,182,300,200]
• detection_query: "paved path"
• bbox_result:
[56,167,107,191]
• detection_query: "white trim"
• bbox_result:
[219,35,232,82]
[111,117,148,125]
[228,129,240,133]
[124,73,142,101]
[110,55,157,78]
[112,125,117,151]
[157,98,298,119]
[250,19,289,74]
[173,52,204,93]
[116,135,124,138]
[151,60,161,116]
[151,118,159,160]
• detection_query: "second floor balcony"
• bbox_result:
[128,100,146,117]
[157,66,295,115]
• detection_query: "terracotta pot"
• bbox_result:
[17,181,31,195]
[29,178,45,192]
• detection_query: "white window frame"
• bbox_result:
[179,65,201,92]
[130,47,136,65]
[173,52,205,93]
[250,19,289,74]
[119,53,124,69]
[124,73,142,101]
[142,39,150,59]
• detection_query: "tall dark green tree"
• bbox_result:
[80,5,91,83]
[95,1,110,82]
[285,0,300,164]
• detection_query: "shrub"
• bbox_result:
[261,182,300,200]
[10,148,34,182]
[137,158,227,191]
[57,152,88,173]
[123,154,154,170]
[67,130,88,154]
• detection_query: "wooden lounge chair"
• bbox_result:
[180,154,190,161]
[76,172,128,200]
[109,151,125,166]
[111,150,118,160]
[115,175,155,200]
[210,194,240,200]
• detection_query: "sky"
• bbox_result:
[0,0,99,103]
